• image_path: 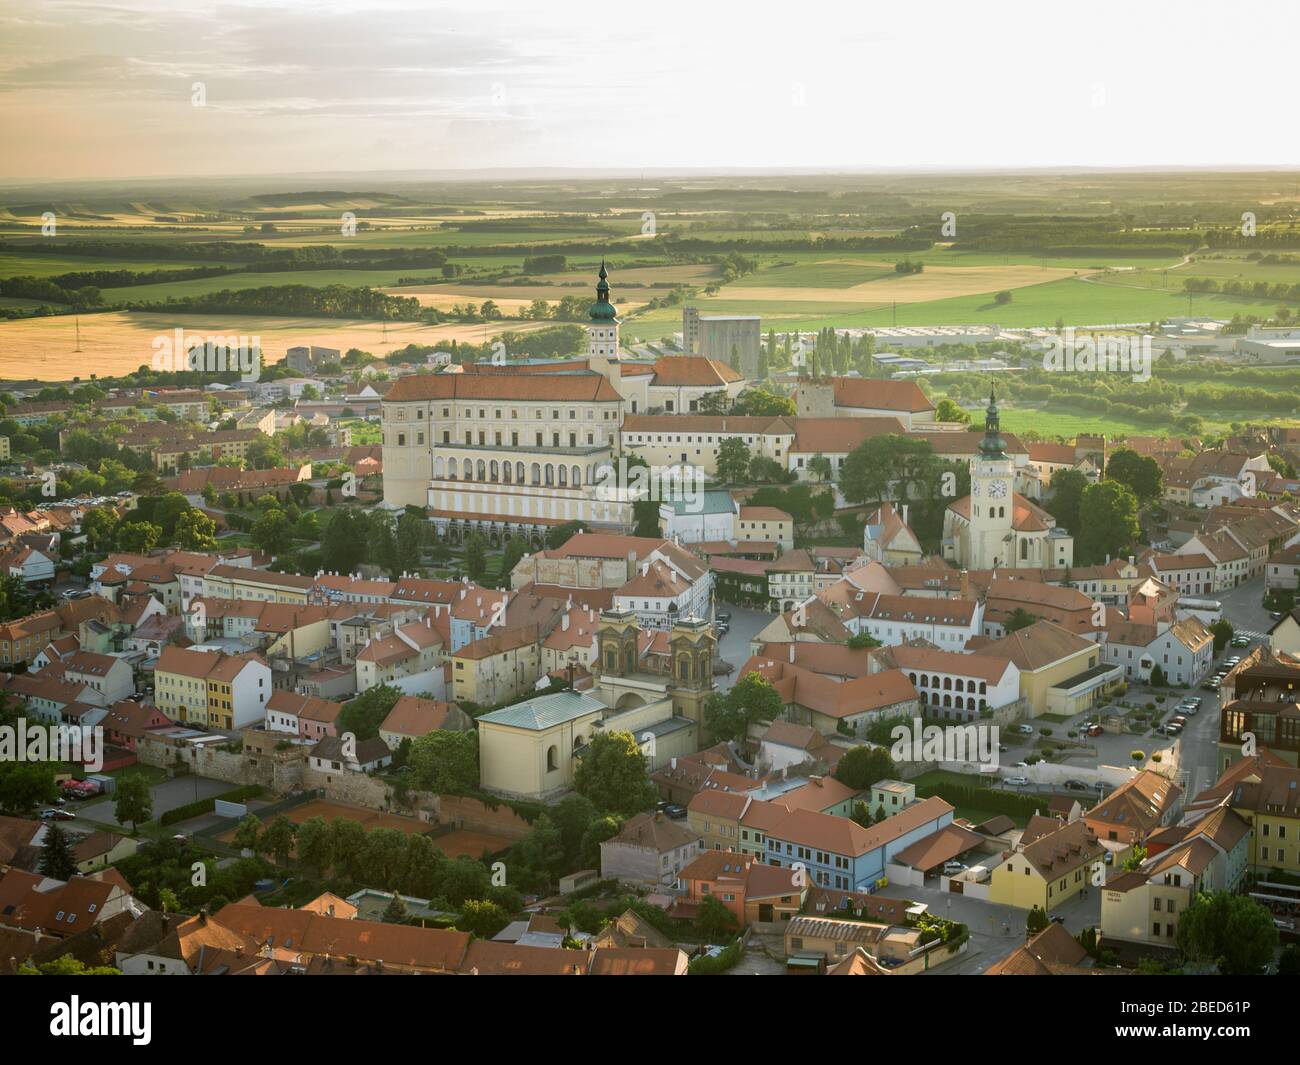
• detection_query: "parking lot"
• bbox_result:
[712,605,772,692]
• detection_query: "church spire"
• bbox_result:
[589,258,616,321]
[978,383,1008,459]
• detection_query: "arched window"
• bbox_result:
[490,460,499,481]
[1020,538,1029,561]
[572,465,581,487]
[546,745,558,772]
[545,464,554,486]
[517,461,525,484]
[463,458,473,480]
[531,463,541,485]
[433,457,445,478]
[558,465,567,486]
[476,459,486,481]
[503,463,512,483]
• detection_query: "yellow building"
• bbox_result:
[0,436,9,461]
[737,506,794,551]
[451,625,542,706]
[990,818,1105,912]
[982,619,1121,718]
[1100,805,1251,949]
[477,689,608,801]
[154,645,272,729]
[203,564,314,605]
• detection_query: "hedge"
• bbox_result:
[160,784,263,826]
[689,937,744,974]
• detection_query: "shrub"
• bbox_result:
[1151,753,1163,763]
[689,938,744,974]
[1130,750,1146,762]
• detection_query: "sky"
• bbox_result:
[1,0,1297,183]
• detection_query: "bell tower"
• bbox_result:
[970,385,1014,569]
[596,607,640,679]
[586,259,620,359]
[668,616,715,725]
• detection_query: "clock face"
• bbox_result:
[989,480,1009,499]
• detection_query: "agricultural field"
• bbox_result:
[0,310,553,381]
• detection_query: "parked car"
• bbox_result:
[943,861,967,875]
[1085,725,1105,737]
[1064,779,1089,792]
[1005,775,1030,787]
[715,612,732,624]
[40,809,74,821]
[1203,679,1221,691]
[1271,611,1284,621]
[1165,724,1183,736]
[663,804,688,820]
[1015,724,1035,735]
[1232,636,1250,648]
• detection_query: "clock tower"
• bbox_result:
[969,386,1014,569]
[586,259,620,358]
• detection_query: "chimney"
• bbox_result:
[788,644,795,663]
[960,568,970,600]
[670,757,677,770]
[902,504,909,526]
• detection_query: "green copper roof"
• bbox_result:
[478,690,606,730]
[978,384,1008,459]
[589,258,617,321]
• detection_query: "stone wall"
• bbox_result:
[136,734,307,793]
[431,795,534,842]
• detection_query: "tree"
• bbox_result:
[1120,844,1148,872]
[1046,469,1088,535]
[551,793,598,865]
[328,818,368,881]
[703,672,785,743]
[337,685,402,740]
[409,729,479,795]
[261,815,297,867]
[716,438,752,484]
[81,507,118,551]
[1105,448,1163,505]
[835,745,895,791]
[510,813,566,890]
[696,895,739,941]
[1026,905,1049,934]
[993,290,1012,305]
[934,399,971,424]
[175,508,218,550]
[382,892,409,924]
[322,509,366,576]
[295,816,333,877]
[1176,891,1278,974]
[573,730,656,817]
[499,536,529,584]
[113,772,153,833]
[1004,607,1038,633]
[1075,480,1140,565]
[807,453,833,483]
[731,386,795,417]
[0,761,58,814]
[1210,619,1235,653]
[464,532,487,581]
[116,520,161,555]
[251,508,293,556]
[38,822,77,880]
[459,898,512,938]
[247,435,285,470]
[233,813,263,854]
[841,434,944,511]
[698,389,730,415]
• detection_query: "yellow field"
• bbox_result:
[0,310,552,381]
[384,283,648,315]
[723,263,1083,304]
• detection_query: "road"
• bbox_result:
[73,775,233,832]
[713,605,772,692]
